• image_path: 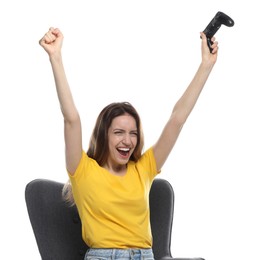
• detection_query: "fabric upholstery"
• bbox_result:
[25,178,204,260]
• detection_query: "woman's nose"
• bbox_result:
[122,134,131,144]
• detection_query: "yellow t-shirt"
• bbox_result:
[69,147,159,248]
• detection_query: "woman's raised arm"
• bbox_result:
[153,32,219,171]
[39,28,82,175]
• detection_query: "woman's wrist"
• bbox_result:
[200,60,215,72]
[49,51,63,63]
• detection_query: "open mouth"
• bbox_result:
[117,147,130,157]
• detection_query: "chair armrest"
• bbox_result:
[173,258,205,260]
[160,256,205,260]
[160,256,204,260]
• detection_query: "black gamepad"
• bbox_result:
[203,11,235,52]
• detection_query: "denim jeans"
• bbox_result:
[84,248,154,260]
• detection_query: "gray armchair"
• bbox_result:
[25,178,204,260]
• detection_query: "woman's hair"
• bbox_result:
[62,102,144,206]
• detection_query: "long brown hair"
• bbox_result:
[62,102,144,206]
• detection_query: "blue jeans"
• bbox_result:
[84,248,154,260]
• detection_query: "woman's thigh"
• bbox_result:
[84,248,154,260]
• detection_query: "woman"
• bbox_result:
[39,27,218,260]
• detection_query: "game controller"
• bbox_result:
[203,11,234,52]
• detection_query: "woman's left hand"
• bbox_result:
[200,32,218,66]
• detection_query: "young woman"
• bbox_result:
[39,27,218,260]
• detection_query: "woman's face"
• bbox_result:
[106,113,138,171]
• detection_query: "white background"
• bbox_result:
[1,1,259,259]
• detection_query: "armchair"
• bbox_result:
[25,178,204,260]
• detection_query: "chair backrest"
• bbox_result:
[25,178,174,260]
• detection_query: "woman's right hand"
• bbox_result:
[39,27,63,58]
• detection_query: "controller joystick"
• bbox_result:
[203,11,234,52]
